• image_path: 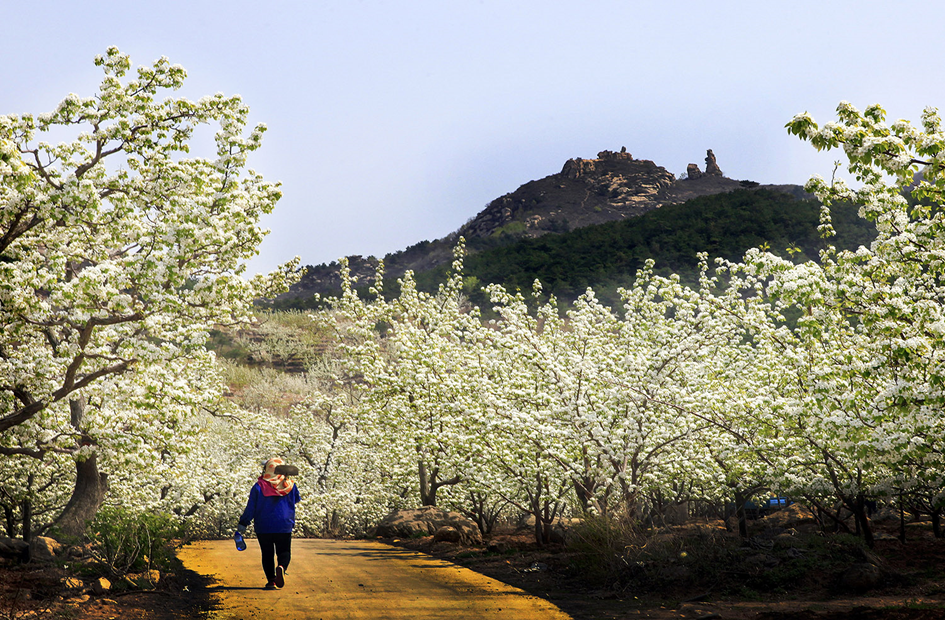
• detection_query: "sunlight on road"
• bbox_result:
[179,539,572,620]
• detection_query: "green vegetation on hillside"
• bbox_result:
[273,189,875,310]
[415,189,873,307]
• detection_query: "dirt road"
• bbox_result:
[179,539,572,620]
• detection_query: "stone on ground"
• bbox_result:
[374,506,482,545]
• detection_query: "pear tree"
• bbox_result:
[0,48,296,538]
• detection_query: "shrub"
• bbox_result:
[567,513,645,584]
[568,514,737,591]
[88,507,184,577]
[491,221,527,237]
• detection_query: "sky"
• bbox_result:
[5,1,945,275]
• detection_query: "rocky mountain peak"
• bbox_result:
[561,147,635,179]
[687,149,724,179]
[278,148,806,304]
[460,147,744,241]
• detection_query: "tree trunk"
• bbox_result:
[530,476,551,546]
[21,500,31,542]
[899,493,907,543]
[418,459,436,506]
[3,505,13,538]
[734,489,748,538]
[22,474,33,541]
[54,453,108,541]
[464,492,487,535]
[533,513,543,545]
[853,494,874,548]
[418,459,460,507]
[53,399,108,541]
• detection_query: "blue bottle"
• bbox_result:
[234,530,247,551]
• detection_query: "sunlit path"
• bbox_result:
[179,539,572,620]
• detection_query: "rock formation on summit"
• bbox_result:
[561,147,633,180]
[687,149,723,179]
[461,148,680,240]
[705,149,723,176]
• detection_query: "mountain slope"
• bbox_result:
[270,188,874,311]
[409,188,874,308]
[273,149,817,306]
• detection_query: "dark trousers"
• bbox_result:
[256,532,292,582]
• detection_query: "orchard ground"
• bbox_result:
[3,512,945,619]
[386,517,945,620]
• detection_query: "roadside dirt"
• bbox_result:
[0,560,213,619]
[2,518,943,619]
[387,521,945,620]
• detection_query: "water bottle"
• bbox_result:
[234,530,247,551]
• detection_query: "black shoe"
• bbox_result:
[274,565,285,589]
[264,582,276,590]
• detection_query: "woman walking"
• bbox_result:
[237,458,301,590]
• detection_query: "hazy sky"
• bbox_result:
[5,1,945,274]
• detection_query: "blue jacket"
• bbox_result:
[239,483,301,534]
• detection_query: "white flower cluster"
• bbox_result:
[0,49,299,538]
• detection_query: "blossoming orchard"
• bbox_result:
[2,51,943,550]
[0,48,297,540]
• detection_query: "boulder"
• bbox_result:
[772,531,799,549]
[549,524,568,545]
[743,553,780,571]
[374,506,482,545]
[598,148,633,161]
[757,503,816,530]
[91,577,111,595]
[704,149,723,176]
[0,537,29,561]
[128,570,162,586]
[839,562,885,592]
[68,543,92,558]
[561,158,596,180]
[62,577,84,590]
[433,526,462,543]
[30,536,62,562]
[686,163,703,179]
